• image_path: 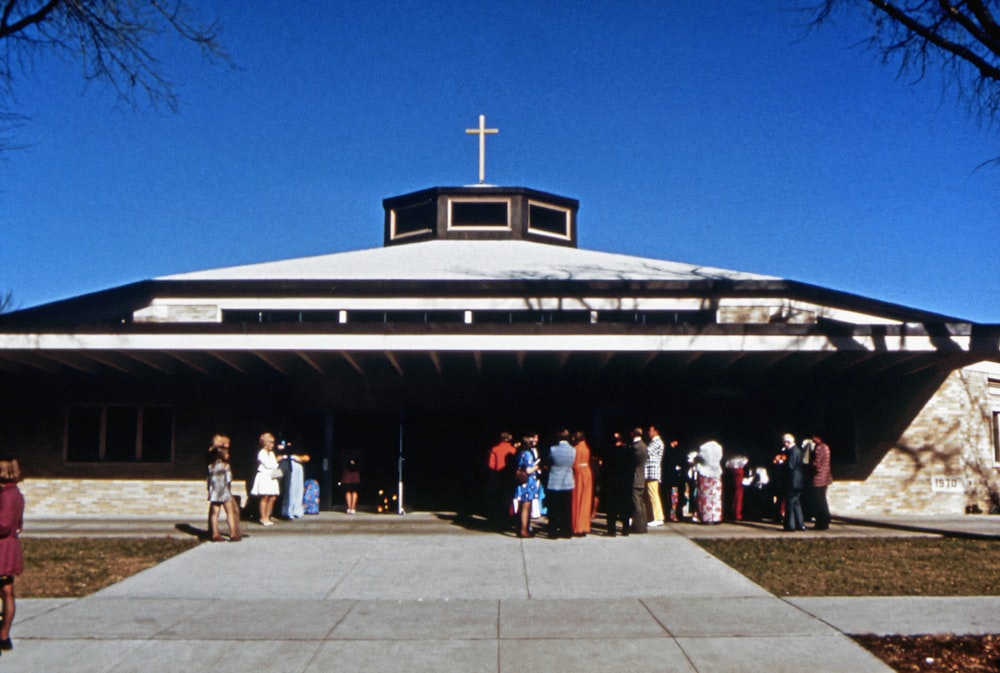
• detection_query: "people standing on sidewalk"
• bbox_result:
[724,455,749,522]
[570,431,593,536]
[603,432,632,536]
[545,430,576,539]
[781,433,805,532]
[0,458,24,655]
[808,435,833,530]
[514,433,542,538]
[630,428,648,534]
[695,440,723,524]
[486,432,517,530]
[645,425,665,527]
[250,432,280,526]
[340,448,362,514]
[207,439,242,541]
[278,440,310,520]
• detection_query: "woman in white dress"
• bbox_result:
[250,432,280,525]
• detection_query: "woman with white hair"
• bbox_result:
[695,440,724,524]
[250,433,281,526]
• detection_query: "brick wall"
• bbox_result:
[21,479,250,518]
[829,362,1000,516]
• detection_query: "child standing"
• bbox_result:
[208,441,242,541]
[0,458,24,654]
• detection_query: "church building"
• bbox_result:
[1,123,998,519]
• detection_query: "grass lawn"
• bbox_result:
[694,536,1000,596]
[19,538,200,598]
[695,536,1000,672]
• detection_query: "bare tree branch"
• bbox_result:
[0,289,14,314]
[0,0,227,151]
[807,0,1000,126]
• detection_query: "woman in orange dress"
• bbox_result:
[570,431,594,536]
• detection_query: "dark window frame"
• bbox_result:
[65,404,175,464]
[447,198,511,230]
[527,200,572,240]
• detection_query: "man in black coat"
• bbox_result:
[782,433,805,531]
[630,427,648,534]
[602,432,632,536]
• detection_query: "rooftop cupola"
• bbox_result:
[382,115,579,248]
[383,185,579,248]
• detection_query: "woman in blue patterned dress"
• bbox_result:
[514,435,541,538]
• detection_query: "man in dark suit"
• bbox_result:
[630,428,648,534]
[602,432,632,536]
[782,433,805,531]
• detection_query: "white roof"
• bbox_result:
[161,240,777,283]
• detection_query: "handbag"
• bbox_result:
[270,465,284,480]
[514,467,529,485]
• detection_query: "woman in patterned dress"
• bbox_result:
[514,435,541,538]
[695,440,724,524]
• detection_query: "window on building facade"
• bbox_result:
[597,310,716,325]
[348,310,466,324]
[390,198,436,239]
[527,201,571,240]
[223,310,344,323]
[474,310,591,324]
[448,199,510,229]
[66,405,173,463]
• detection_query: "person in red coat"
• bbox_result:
[486,432,517,529]
[0,458,24,654]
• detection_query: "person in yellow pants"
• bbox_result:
[645,426,666,526]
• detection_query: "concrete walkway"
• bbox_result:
[8,513,1000,672]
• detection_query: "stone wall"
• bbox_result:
[21,479,249,519]
[829,362,1000,516]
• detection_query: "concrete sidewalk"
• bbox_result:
[8,513,999,672]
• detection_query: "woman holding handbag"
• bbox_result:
[250,432,281,526]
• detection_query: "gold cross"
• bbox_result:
[465,114,499,184]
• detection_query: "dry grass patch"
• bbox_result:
[20,538,200,598]
[694,537,1000,596]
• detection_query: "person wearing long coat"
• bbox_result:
[0,458,24,652]
[570,431,593,536]
[782,433,806,531]
[808,435,833,530]
[602,433,632,536]
[630,428,648,534]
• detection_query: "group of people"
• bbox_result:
[246,432,313,526]
[486,427,834,537]
[209,432,365,535]
[768,433,833,532]
[486,430,594,538]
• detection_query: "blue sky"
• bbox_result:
[2,1,998,322]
